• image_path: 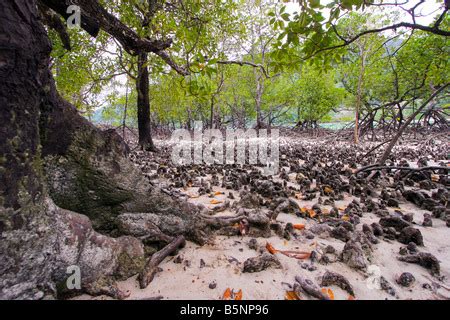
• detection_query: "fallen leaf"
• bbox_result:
[285,291,301,300]
[342,215,350,221]
[214,191,224,196]
[308,209,317,219]
[281,251,311,260]
[324,186,333,194]
[293,224,306,230]
[322,208,330,215]
[266,243,310,259]
[223,288,232,300]
[234,289,243,300]
[210,199,223,205]
[338,207,346,211]
[431,174,439,182]
[266,243,278,254]
[321,288,335,300]
[348,295,356,300]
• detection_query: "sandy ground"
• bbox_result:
[73,135,450,300]
[74,185,450,301]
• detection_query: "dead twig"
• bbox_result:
[139,235,186,289]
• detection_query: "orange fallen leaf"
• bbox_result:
[348,295,356,300]
[431,174,439,182]
[293,224,306,230]
[234,289,243,300]
[210,199,223,205]
[300,207,308,214]
[285,291,301,300]
[324,186,333,194]
[308,209,317,219]
[214,191,224,196]
[266,243,310,259]
[321,288,335,300]
[338,207,346,211]
[223,288,232,300]
[266,243,278,254]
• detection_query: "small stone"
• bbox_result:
[243,253,282,273]
[248,238,258,251]
[396,272,415,287]
[399,247,408,256]
[308,265,318,272]
[387,198,399,207]
[209,281,217,289]
[379,216,410,232]
[422,214,432,227]
[304,230,315,240]
[319,255,331,265]
[398,227,424,246]
[341,240,367,270]
[371,223,384,237]
[407,242,418,253]
[324,245,336,254]
[331,226,351,242]
[380,276,396,297]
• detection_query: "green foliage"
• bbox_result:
[48,0,449,129]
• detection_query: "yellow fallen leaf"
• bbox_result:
[234,289,243,300]
[285,291,301,300]
[338,207,346,211]
[210,199,223,205]
[342,215,350,221]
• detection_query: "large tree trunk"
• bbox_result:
[136,52,156,152]
[0,0,146,300]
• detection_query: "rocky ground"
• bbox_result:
[74,129,449,300]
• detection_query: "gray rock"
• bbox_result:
[242,253,282,273]
[396,272,415,287]
[398,227,424,246]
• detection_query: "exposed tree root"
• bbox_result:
[139,236,186,289]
